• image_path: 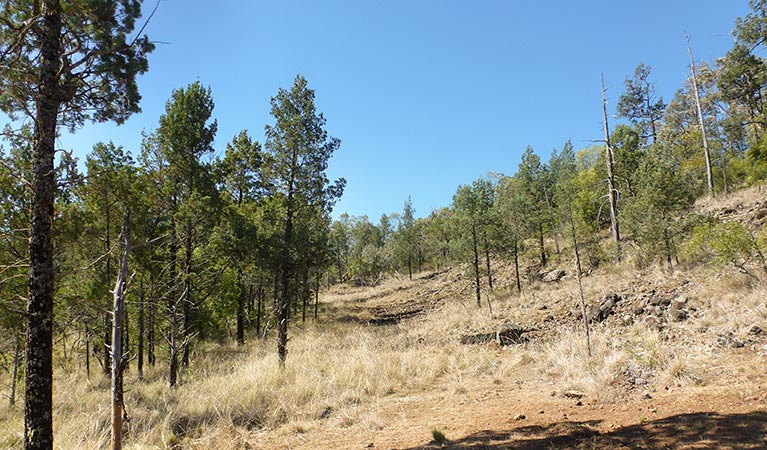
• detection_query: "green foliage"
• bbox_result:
[683,221,761,274]
[431,428,447,444]
[0,0,154,128]
[617,64,666,143]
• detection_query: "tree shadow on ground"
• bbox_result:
[405,411,767,449]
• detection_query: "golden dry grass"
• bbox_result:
[2,214,767,448]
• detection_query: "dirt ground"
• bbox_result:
[261,355,766,450]
[253,270,767,450]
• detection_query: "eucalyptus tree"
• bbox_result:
[262,75,345,366]
[0,1,153,446]
[398,197,417,280]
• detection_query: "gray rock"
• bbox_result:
[541,269,566,282]
[749,325,763,336]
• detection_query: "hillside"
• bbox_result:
[3,188,766,449]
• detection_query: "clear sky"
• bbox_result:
[49,0,749,220]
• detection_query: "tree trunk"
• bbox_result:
[278,149,298,367]
[538,223,547,267]
[168,224,179,387]
[137,280,144,381]
[601,73,621,244]
[569,209,592,357]
[25,2,61,448]
[85,325,90,379]
[543,184,561,256]
[513,236,522,293]
[407,254,412,281]
[148,280,155,367]
[236,268,245,346]
[301,270,308,323]
[10,335,21,409]
[482,232,493,290]
[182,222,193,367]
[314,274,320,320]
[111,212,131,450]
[664,227,673,272]
[471,223,481,307]
[256,285,263,337]
[687,35,714,199]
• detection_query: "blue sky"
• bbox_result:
[49,0,749,220]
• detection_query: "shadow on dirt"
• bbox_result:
[405,411,767,449]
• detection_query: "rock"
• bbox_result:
[564,390,585,399]
[750,325,763,336]
[670,297,687,311]
[649,297,671,307]
[585,304,601,323]
[598,293,621,319]
[539,304,548,310]
[541,269,566,282]
[514,413,526,421]
[460,322,532,346]
[643,315,660,329]
[717,333,745,349]
[575,400,583,406]
[642,392,652,400]
[668,308,688,322]
[621,315,634,326]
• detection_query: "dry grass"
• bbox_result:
[3,198,767,448]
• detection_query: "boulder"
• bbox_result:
[541,269,566,282]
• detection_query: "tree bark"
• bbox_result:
[513,236,522,293]
[236,268,245,346]
[278,148,298,367]
[137,279,144,381]
[471,223,481,307]
[314,274,320,320]
[601,73,621,244]
[482,232,493,290]
[10,335,21,409]
[687,35,714,199]
[111,212,131,450]
[25,2,61,448]
[569,209,591,357]
[538,223,547,267]
[182,222,193,367]
[168,219,179,387]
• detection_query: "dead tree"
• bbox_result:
[111,212,131,450]
[601,74,620,244]
[687,34,714,199]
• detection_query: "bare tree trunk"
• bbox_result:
[147,279,155,367]
[137,279,144,381]
[538,223,547,267]
[664,227,673,272]
[10,335,21,409]
[569,209,591,357]
[85,325,90,379]
[687,34,714,199]
[256,285,263,337]
[314,274,320,320]
[482,232,493,290]
[513,236,522,293]
[168,223,179,387]
[302,270,308,323]
[471,223,481,307]
[182,223,193,367]
[601,73,620,244]
[111,212,131,450]
[543,184,561,256]
[236,268,245,346]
